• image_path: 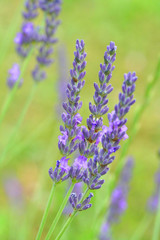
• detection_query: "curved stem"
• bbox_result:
[53,186,89,240]
[36,183,56,240]
[55,211,77,240]
[0,83,37,165]
[45,182,75,240]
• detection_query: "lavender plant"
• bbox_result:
[0,0,62,165]
[99,157,134,240]
[36,39,137,240]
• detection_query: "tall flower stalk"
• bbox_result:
[38,39,137,240]
[36,39,87,239]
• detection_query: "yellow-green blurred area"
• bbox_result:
[0,0,160,239]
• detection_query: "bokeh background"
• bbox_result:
[0,0,160,239]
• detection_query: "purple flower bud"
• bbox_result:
[7,64,23,89]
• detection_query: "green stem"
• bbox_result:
[53,186,89,240]
[36,183,56,240]
[0,51,33,128]
[45,182,75,240]
[130,214,151,240]
[152,192,160,240]
[55,211,77,240]
[0,83,37,165]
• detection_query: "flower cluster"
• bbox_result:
[11,0,62,87]
[7,64,23,89]
[49,40,137,212]
[63,182,83,215]
[33,0,62,81]
[99,157,134,240]
[15,0,40,58]
[23,0,39,20]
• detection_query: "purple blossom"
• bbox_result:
[59,157,71,172]
[103,112,128,142]
[69,192,93,211]
[48,157,71,183]
[73,155,88,170]
[14,0,61,83]
[33,0,62,81]
[23,0,39,20]
[49,40,137,214]
[63,182,83,215]
[57,40,86,157]
[15,22,39,58]
[7,64,23,89]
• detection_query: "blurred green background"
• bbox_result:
[0,0,160,239]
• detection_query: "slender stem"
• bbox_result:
[130,214,151,240]
[55,211,77,240]
[36,183,56,240]
[0,50,33,129]
[0,83,37,165]
[53,186,89,240]
[45,182,75,240]
[152,192,160,240]
[81,187,89,202]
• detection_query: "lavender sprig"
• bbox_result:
[46,40,137,240]
[83,72,137,191]
[79,42,117,160]
[57,40,86,158]
[7,64,23,89]
[33,0,62,81]
[23,0,39,20]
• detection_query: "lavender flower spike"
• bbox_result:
[15,22,39,57]
[99,157,134,240]
[33,0,62,81]
[89,41,117,118]
[7,64,23,89]
[58,40,87,157]
[79,42,117,160]
[23,0,39,20]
